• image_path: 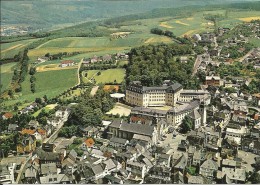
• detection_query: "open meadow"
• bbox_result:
[0,62,17,92]
[82,68,125,84]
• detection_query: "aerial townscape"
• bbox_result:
[1,0,260,184]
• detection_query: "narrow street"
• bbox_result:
[192,55,202,76]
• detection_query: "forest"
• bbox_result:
[125,43,200,89]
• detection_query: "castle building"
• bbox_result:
[125,80,183,107]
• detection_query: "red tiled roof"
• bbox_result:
[21,129,36,135]
[61,60,74,64]
[37,129,46,135]
[3,112,13,119]
[85,138,95,147]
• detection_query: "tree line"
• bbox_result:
[150,28,191,44]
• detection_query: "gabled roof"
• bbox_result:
[110,137,128,145]
[200,159,218,170]
[189,109,201,119]
[40,163,57,175]
[120,122,154,136]
[2,112,13,119]
[92,164,104,175]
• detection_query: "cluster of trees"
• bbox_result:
[203,13,225,28]
[179,116,194,134]
[221,43,253,59]
[126,43,199,88]
[150,28,191,44]
[29,67,37,93]
[6,49,30,97]
[59,88,115,138]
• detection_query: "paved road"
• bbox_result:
[43,122,64,144]
[192,55,202,76]
[16,154,32,183]
[77,59,83,86]
[248,106,260,113]
[239,49,254,62]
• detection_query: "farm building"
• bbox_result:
[60,60,75,68]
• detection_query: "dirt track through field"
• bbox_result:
[36,65,78,72]
[159,22,173,28]
[1,44,24,53]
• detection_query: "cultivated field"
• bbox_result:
[82,68,125,84]
[1,39,40,59]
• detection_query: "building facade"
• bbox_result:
[126,80,183,107]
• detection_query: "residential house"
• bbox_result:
[60,60,75,68]
[17,135,36,154]
[8,124,18,133]
[192,149,206,166]
[221,168,246,184]
[205,75,222,86]
[188,175,205,184]
[2,112,13,120]
[0,163,16,184]
[24,164,39,184]
[33,148,63,167]
[145,165,172,183]
[126,160,148,179]
[40,163,57,176]
[253,93,260,107]
[199,159,218,178]
[102,54,112,62]
[109,137,129,149]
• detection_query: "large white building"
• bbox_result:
[126,81,210,128]
[126,80,183,107]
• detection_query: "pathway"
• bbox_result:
[239,49,254,62]
[76,59,83,86]
[90,86,99,96]
[192,55,202,76]
[16,154,32,183]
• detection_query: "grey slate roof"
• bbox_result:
[168,101,200,114]
[200,159,218,170]
[120,122,154,136]
[40,163,57,175]
[110,137,128,145]
[189,109,201,119]
[92,164,104,175]
[188,175,204,184]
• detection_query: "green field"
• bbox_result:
[28,33,172,57]
[1,39,40,59]
[249,38,260,47]
[82,68,125,84]
[0,62,17,92]
[2,68,78,107]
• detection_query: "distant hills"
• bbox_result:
[1,0,258,32]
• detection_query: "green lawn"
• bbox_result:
[249,38,260,47]
[118,60,129,67]
[0,62,17,92]
[83,68,125,84]
[2,69,78,106]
